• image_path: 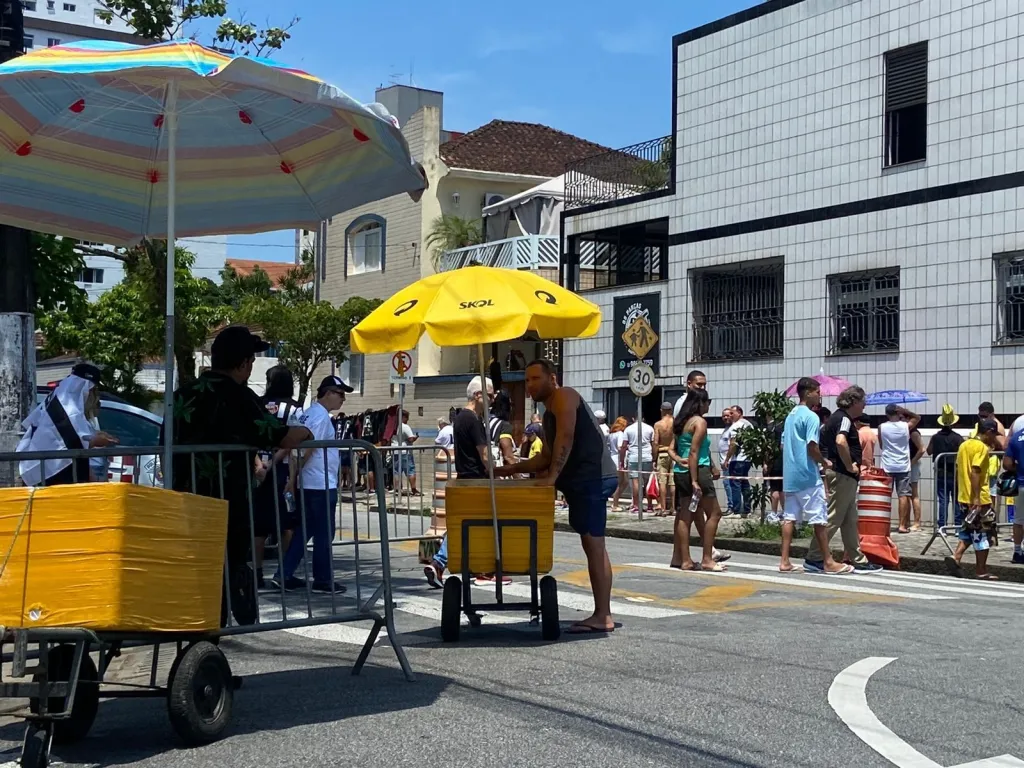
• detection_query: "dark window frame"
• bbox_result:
[827,268,901,355]
[689,258,785,363]
[994,252,1024,345]
[883,41,929,167]
[565,218,669,292]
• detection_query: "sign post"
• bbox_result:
[390,351,414,503]
[623,299,657,519]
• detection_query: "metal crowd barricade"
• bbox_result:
[921,450,1015,556]
[0,439,410,767]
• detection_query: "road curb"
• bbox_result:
[555,522,1024,583]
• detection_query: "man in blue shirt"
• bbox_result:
[1001,414,1024,563]
[780,377,854,575]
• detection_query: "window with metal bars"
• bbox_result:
[994,252,1024,344]
[690,260,784,362]
[827,269,900,354]
[884,41,928,167]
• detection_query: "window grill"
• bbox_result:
[995,252,1024,344]
[828,269,900,354]
[690,261,784,362]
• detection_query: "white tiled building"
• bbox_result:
[561,0,1024,426]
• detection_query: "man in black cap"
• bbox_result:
[166,325,312,625]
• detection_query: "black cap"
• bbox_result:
[211,325,269,359]
[978,418,999,434]
[71,363,102,385]
[317,374,354,396]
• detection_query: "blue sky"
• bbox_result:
[222,0,758,263]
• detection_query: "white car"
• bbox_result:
[36,388,163,486]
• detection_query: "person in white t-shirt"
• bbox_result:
[594,409,610,438]
[723,405,754,517]
[619,417,655,513]
[391,409,421,494]
[273,375,350,594]
[435,417,454,450]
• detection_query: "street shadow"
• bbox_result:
[0,662,450,767]
[405,621,622,649]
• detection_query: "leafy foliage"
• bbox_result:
[32,234,87,317]
[425,215,484,271]
[733,390,795,522]
[729,519,813,541]
[95,0,298,55]
[237,296,381,402]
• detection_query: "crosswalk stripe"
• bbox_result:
[627,562,952,601]
[396,595,522,625]
[858,568,1024,593]
[724,561,1020,600]
[471,580,692,618]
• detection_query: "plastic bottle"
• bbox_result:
[284,491,295,514]
[689,488,702,513]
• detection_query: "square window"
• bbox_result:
[347,223,383,276]
[827,269,900,354]
[47,38,61,47]
[23,34,34,49]
[62,2,76,11]
[23,1,37,10]
[690,259,785,362]
[338,354,364,395]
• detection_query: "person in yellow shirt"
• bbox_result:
[948,419,1001,579]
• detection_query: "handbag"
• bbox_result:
[996,470,1019,497]
[645,470,660,500]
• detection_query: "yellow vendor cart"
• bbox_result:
[349,266,602,643]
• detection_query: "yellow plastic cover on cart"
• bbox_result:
[445,480,555,575]
[0,484,227,632]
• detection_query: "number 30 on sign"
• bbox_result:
[628,363,655,398]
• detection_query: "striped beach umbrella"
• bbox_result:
[0,39,427,484]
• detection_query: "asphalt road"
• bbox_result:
[2,531,1022,768]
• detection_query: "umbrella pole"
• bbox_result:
[479,342,502,597]
[161,80,179,489]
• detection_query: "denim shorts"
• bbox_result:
[561,476,617,537]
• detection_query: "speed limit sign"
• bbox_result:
[628,363,655,397]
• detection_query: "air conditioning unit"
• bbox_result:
[483,192,505,209]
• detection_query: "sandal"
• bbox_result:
[702,563,727,572]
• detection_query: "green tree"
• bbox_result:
[219,263,274,309]
[32,234,87,317]
[733,390,795,522]
[425,214,484,272]
[237,296,381,402]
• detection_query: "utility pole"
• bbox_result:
[0,0,36,487]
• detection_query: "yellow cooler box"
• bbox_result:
[445,480,555,575]
[0,484,228,633]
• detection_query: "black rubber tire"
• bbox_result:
[21,723,51,768]
[540,576,560,641]
[166,641,233,746]
[440,576,462,643]
[30,645,99,745]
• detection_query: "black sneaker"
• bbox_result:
[269,577,305,591]
[311,581,347,595]
[853,562,883,573]
[1013,552,1024,565]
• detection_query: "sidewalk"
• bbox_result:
[554,508,1024,582]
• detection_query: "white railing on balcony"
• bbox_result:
[437,235,559,272]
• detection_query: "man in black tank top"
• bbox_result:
[493,359,618,634]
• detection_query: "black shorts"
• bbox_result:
[252,462,301,537]
[769,478,784,493]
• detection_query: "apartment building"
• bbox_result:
[319,85,607,437]
[561,0,1024,426]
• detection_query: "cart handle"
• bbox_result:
[0,488,36,581]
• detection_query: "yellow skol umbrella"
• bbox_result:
[349,266,601,354]
[349,266,601,589]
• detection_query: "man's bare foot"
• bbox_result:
[779,563,801,572]
[701,560,726,572]
[567,615,614,633]
[670,561,697,571]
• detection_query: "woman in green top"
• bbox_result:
[668,389,725,572]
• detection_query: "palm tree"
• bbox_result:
[425,214,484,272]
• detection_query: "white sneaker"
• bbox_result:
[713,548,731,563]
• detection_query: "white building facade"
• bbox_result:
[561,0,1024,427]
[21,1,228,299]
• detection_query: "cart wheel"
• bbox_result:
[167,641,233,746]
[21,722,52,768]
[467,613,482,628]
[540,576,560,641]
[30,645,99,745]
[441,576,461,643]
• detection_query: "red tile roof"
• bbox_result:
[439,120,609,177]
[225,258,294,286]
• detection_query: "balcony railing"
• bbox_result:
[564,135,674,210]
[437,235,559,273]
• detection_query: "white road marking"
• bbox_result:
[858,569,1024,593]
[725,561,1021,599]
[628,562,951,601]
[471,580,692,618]
[395,595,522,625]
[829,657,1024,768]
[285,624,379,646]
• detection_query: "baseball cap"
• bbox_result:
[71,363,102,385]
[317,374,354,396]
[526,422,543,437]
[661,401,673,411]
[977,418,999,434]
[593,409,606,420]
[211,325,269,359]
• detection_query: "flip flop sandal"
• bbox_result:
[825,565,855,575]
[703,563,727,572]
[567,622,614,635]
